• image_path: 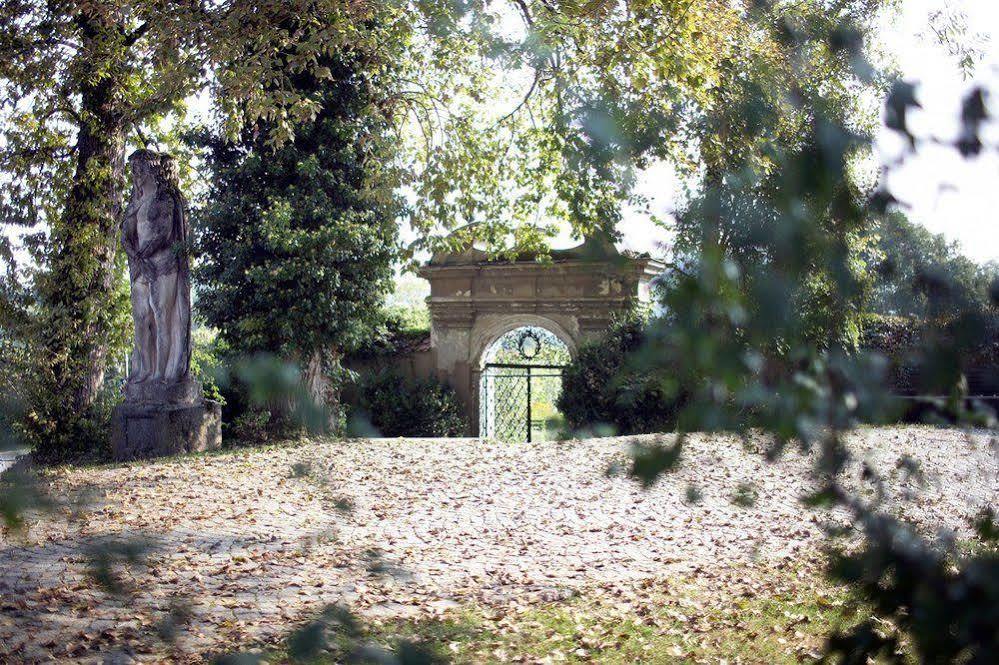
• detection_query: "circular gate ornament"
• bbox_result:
[517,329,541,360]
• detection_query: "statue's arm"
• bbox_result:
[121,202,139,257]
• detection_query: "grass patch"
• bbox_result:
[259,563,875,664]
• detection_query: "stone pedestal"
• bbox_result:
[112,379,221,461]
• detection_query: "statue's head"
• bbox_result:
[128,149,180,192]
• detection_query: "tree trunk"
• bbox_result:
[32,11,129,456]
[701,161,724,252]
[302,349,341,432]
[302,350,327,407]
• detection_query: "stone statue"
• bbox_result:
[121,149,192,390]
[112,149,220,460]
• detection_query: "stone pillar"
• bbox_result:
[431,321,476,435]
[112,380,221,461]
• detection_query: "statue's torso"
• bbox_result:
[135,192,156,252]
[125,185,183,281]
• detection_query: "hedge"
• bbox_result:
[556,314,684,436]
[353,369,467,437]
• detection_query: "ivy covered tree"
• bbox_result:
[194,46,401,425]
[0,3,199,459]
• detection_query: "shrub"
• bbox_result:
[946,311,999,367]
[216,355,351,444]
[860,312,999,398]
[859,313,923,398]
[557,314,683,436]
[353,370,466,437]
[225,408,302,446]
[859,313,922,358]
[190,327,226,404]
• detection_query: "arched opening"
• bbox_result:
[479,326,571,442]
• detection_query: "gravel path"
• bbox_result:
[0,426,995,662]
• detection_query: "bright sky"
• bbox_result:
[876,0,999,264]
[611,0,999,264]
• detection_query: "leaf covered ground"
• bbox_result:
[0,426,995,662]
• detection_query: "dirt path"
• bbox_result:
[1,427,995,662]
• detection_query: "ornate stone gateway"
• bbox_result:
[418,235,663,437]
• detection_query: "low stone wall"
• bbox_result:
[342,349,439,403]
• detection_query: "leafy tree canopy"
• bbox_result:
[397,0,892,260]
[194,46,401,371]
[866,211,998,319]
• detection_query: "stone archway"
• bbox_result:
[471,314,577,371]
[417,235,663,436]
[478,324,572,442]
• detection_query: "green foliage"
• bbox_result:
[858,313,922,357]
[214,354,343,442]
[860,312,999,402]
[0,1,391,461]
[227,409,284,447]
[862,311,999,368]
[194,47,400,367]
[665,0,891,352]
[350,309,431,360]
[557,314,684,436]
[0,4,205,461]
[382,304,431,337]
[1,2,995,661]
[619,4,998,661]
[961,312,999,367]
[826,514,999,663]
[866,212,998,319]
[858,313,923,403]
[194,43,402,425]
[353,370,466,438]
[397,0,848,260]
[189,326,225,404]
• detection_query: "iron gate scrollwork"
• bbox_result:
[480,363,565,443]
[479,325,571,443]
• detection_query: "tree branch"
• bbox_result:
[512,0,534,28]
[494,69,540,127]
[124,21,151,48]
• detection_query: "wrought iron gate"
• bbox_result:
[480,363,565,442]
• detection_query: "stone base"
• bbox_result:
[112,400,221,462]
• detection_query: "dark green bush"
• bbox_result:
[227,408,285,445]
[557,314,683,436]
[860,312,999,398]
[353,370,467,437]
[859,313,922,397]
[859,313,922,358]
[947,311,999,367]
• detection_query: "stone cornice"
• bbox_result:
[418,256,663,280]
